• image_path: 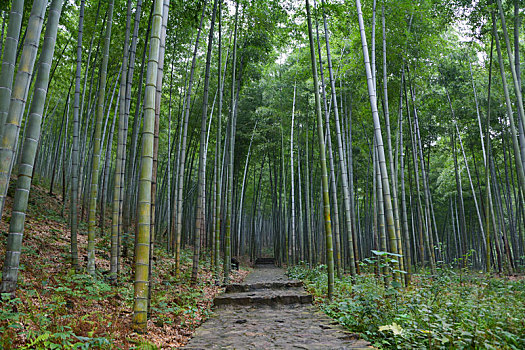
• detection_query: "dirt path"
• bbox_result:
[183,261,372,349]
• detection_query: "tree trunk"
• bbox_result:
[71,0,85,272]
[0,0,46,217]
[110,0,134,280]
[355,0,400,283]
[0,0,64,294]
[0,0,24,138]
[122,0,149,259]
[306,0,334,299]
[224,0,240,284]
[321,0,356,275]
[132,0,164,333]
[175,0,208,278]
[192,0,218,283]
[214,0,224,282]
[86,0,115,275]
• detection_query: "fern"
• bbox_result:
[21,331,51,349]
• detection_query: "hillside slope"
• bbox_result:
[0,183,249,349]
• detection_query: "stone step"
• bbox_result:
[225,280,303,293]
[255,257,275,265]
[214,288,312,307]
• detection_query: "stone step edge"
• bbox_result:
[225,281,303,293]
[254,258,276,265]
[214,293,313,307]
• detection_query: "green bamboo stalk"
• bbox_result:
[71,0,86,272]
[132,0,164,333]
[223,0,239,285]
[398,82,412,281]
[320,0,356,275]
[485,34,494,273]
[148,0,170,313]
[495,0,525,132]
[87,0,115,275]
[0,0,46,218]
[122,0,146,260]
[493,12,525,220]
[110,0,133,280]
[290,84,296,264]
[214,0,223,282]
[0,0,24,137]
[313,4,341,277]
[0,0,64,294]
[192,0,218,283]
[237,121,257,257]
[174,0,208,278]
[355,0,400,283]
[382,3,404,276]
[304,118,313,265]
[306,0,334,299]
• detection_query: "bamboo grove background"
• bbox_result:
[0,0,524,332]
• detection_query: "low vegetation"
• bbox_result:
[0,184,249,349]
[289,262,525,349]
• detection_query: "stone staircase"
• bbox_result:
[185,264,374,349]
[254,257,276,266]
[214,261,313,308]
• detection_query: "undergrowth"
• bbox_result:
[0,249,239,349]
[0,183,250,349]
[288,263,525,349]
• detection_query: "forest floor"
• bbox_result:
[0,182,249,349]
[289,264,525,349]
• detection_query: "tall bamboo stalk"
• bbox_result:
[355,0,400,283]
[290,82,296,263]
[485,33,494,272]
[306,0,334,298]
[493,12,525,226]
[175,0,208,278]
[192,0,218,283]
[0,0,24,138]
[110,0,133,280]
[122,0,147,259]
[382,3,404,274]
[0,0,46,217]
[320,0,356,275]
[132,0,164,333]
[71,0,85,272]
[0,0,64,294]
[214,0,224,282]
[495,0,525,132]
[87,0,115,275]
[238,121,258,257]
[224,0,239,284]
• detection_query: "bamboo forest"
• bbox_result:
[1,0,525,348]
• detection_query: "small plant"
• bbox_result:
[0,296,25,348]
[369,250,407,287]
[129,337,160,350]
